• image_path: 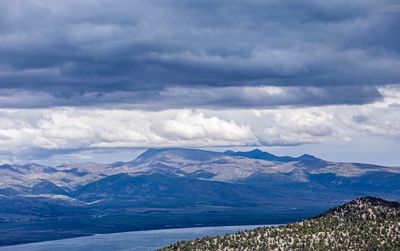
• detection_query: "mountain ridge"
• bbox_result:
[1,148,400,196]
[135,147,321,163]
[0,148,400,246]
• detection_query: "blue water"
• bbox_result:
[0,225,274,251]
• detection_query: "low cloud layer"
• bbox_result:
[0,85,383,109]
[0,86,399,164]
[0,0,399,108]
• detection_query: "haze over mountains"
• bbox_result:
[1,148,400,245]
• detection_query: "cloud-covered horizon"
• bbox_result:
[0,85,399,165]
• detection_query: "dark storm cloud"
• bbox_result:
[0,0,399,108]
[0,85,383,109]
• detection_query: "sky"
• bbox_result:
[0,0,399,166]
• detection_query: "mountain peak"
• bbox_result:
[320,196,400,221]
[223,150,235,154]
[135,148,163,161]
[248,148,264,153]
[134,148,221,162]
[225,149,297,162]
[298,154,320,161]
[30,180,68,196]
[348,196,400,208]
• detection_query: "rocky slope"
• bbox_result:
[160,197,400,251]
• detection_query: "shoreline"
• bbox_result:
[0,224,279,251]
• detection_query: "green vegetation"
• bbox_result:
[160,197,400,251]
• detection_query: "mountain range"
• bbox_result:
[1,148,400,246]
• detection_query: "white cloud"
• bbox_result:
[161,110,255,144]
[0,85,399,164]
[0,109,256,154]
[261,111,335,146]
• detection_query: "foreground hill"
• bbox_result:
[1,148,400,245]
[161,197,400,251]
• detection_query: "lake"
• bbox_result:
[0,225,275,251]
